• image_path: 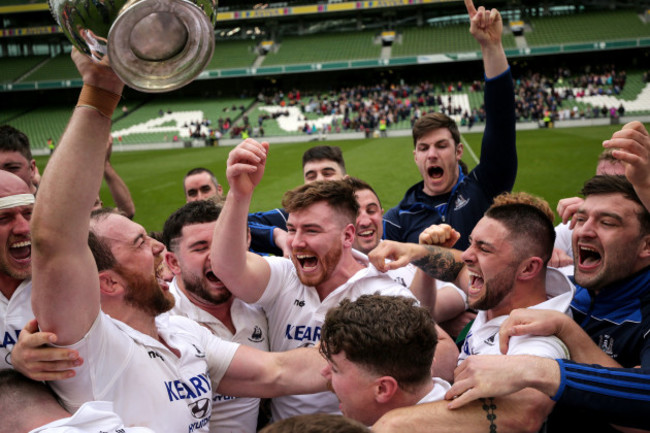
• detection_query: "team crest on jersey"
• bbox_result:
[598,334,615,356]
[454,194,469,211]
[188,398,210,419]
[248,325,265,343]
[483,333,496,346]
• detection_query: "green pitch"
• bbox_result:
[35,122,647,233]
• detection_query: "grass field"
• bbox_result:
[34,122,648,233]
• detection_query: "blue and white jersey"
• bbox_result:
[50,312,239,433]
[459,268,575,363]
[169,278,268,433]
[258,255,414,421]
[29,401,156,433]
[0,278,32,369]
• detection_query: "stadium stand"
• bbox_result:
[262,30,380,66]
[21,52,78,82]
[525,10,649,46]
[0,55,47,83]
[392,24,517,57]
[206,39,259,70]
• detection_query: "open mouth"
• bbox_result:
[295,253,318,270]
[428,166,444,179]
[205,270,221,283]
[357,229,375,239]
[468,271,484,294]
[10,240,31,261]
[579,245,602,268]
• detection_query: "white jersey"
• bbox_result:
[458,268,575,363]
[554,222,575,276]
[28,401,156,433]
[258,255,414,421]
[51,312,239,433]
[417,378,452,404]
[169,278,269,433]
[0,278,32,369]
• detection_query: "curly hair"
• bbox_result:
[320,295,437,392]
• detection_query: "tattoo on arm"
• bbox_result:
[411,245,465,281]
[481,397,497,432]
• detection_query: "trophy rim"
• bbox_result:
[108,0,216,93]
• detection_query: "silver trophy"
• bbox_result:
[49,0,217,92]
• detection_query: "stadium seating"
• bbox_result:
[393,24,516,57]
[22,53,79,82]
[0,55,48,84]
[207,39,259,70]
[525,10,648,46]
[262,31,380,66]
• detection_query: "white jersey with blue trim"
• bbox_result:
[169,278,268,433]
[28,401,156,433]
[459,268,575,363]
[0,278,32,369]
[50,311,239,432]
[258,255,414,421]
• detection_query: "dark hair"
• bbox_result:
[259,414,369,433]
[411,112,460,147]
[302,145,346,174]
[320,295,437,392]
[582,175,650,234]
[0,368,62,408]
[0,125,32,160]
[282,180,358,225]
[485,192,556,265]
[344,176,382,208]
[162,200,222,251]
[88,207,119,271]
[184,167,219,188]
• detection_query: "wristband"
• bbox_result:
[76,83,121,119]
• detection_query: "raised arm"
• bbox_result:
[211,139,272,303]
[465,0,517,198]
[465,0,508,79]
[31,49,124,345]
[103,137,135,219]
[369,240,468,290]
[603,121,650,212]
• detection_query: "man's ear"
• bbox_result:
[343,223,356,248]
[165,251,182,276]
[456,142,464,160]
[517,257,544,282]
[375,376,399,404]
[98,270,125,296]
[638,235,650,260]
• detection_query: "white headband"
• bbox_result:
[0,194,35,210]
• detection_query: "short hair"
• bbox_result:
[0,369,62,420]
[302,145,346,174]
[0,125,32,160]
[344,176,382,208]
[184,167,219,187]
[259,414,369,433]
[485,192,556,265]
[162,200,222,251]
[412,112,460,147]
[597,148,620,165]
[320,295,437,392]
[282,180,359,225]
[88,207,120,271]
[582,175,650,235]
